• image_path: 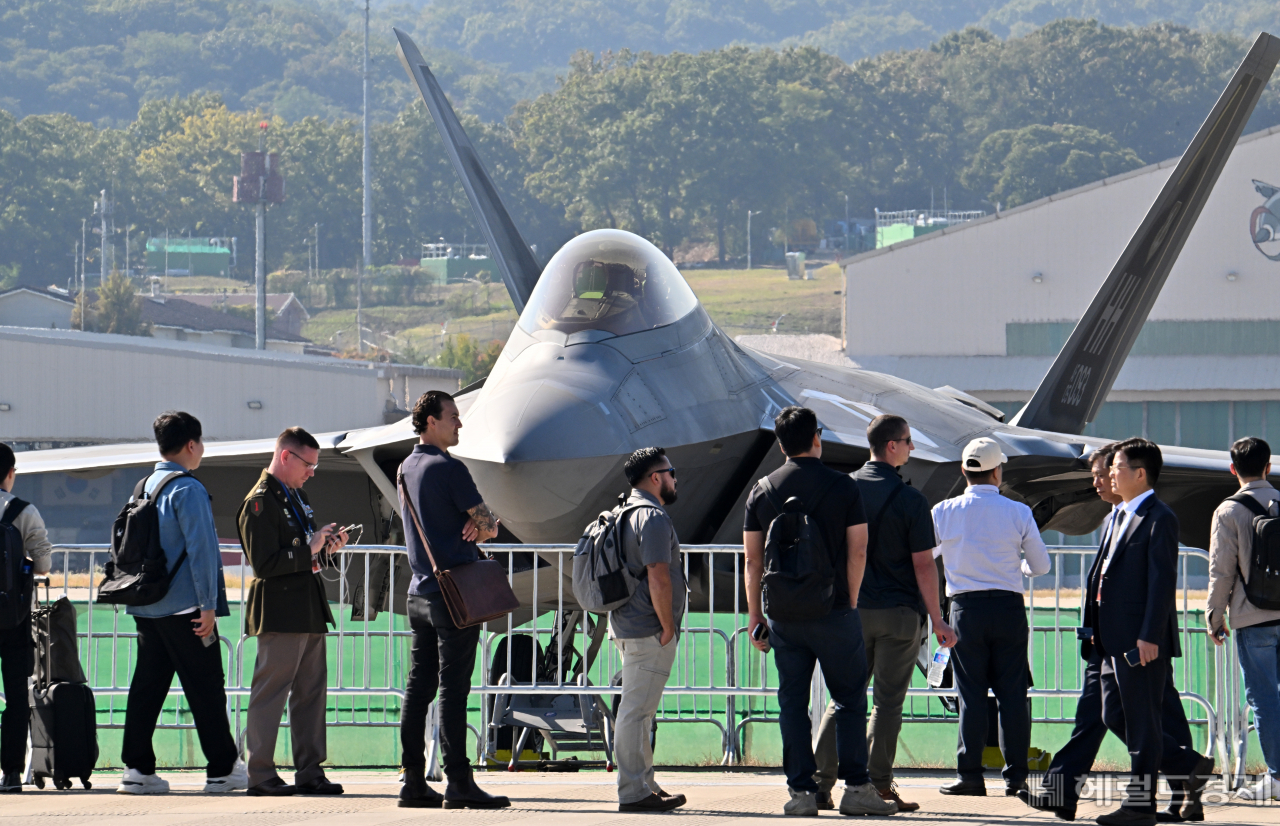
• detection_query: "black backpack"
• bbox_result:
[96,472,191,607]
[0,496,34,630]
[758,474,839,622]
[1229,492,1280,610]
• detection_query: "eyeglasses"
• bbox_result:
[654,467,677,479]
[816,427,824,437]
[285,449,319,472]
[887,437,914,447]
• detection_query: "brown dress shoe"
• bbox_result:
[879,783,920,812]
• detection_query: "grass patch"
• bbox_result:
[155,275,250,293]
[299,264,845,352]
[681,265,843,338]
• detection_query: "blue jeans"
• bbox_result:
[1237,624,1280,776]
[769,606,871,791]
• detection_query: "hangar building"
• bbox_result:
[0,327,460,450]
[843,124,1280,452]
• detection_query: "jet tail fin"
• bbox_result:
[1011,32,1280,434]
[393,28,541,313]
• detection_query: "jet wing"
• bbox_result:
[393,28,542,312]
[1013,32,1280,434]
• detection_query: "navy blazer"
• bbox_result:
[1085,492,1181,659]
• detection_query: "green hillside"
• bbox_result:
[4,0,1280,126]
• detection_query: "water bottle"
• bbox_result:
[926,646,951,688]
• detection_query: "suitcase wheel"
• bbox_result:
[82,778,93,790]
[54,775,72,790]
[33,777,45,790]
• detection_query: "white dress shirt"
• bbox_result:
[931,484,1052,597]
[1099,488,1154,579]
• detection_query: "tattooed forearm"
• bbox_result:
[467,503,499,535]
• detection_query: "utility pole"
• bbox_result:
[844,194,850,254]
[164,229,170,287]
[255,133,267,350]
[361,0,372,269]
[747,210,761,269]
[356,260,364,354]
[79,218,86,307]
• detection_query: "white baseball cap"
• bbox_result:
[962,437,1008,472]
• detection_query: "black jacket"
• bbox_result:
[1085,492,1181,659]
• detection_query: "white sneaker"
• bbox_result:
[117,768,170,795]
[784,788,819,816]
[204,759,249,793]
[839,782,898,815]
[1237,774,1280,801]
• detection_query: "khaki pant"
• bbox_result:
[815,606,922,792]
[613,634,678,804]
[245,632,328,787]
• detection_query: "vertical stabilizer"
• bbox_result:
[1012,33,1280,434]
[393,28,541,312]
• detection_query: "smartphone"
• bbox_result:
[750,623,769,642]
[1213,628,1228,642]
[1075,627,1093,642]
[1124,647,1142,667]
[201,631,216,648]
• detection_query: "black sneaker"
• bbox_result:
[0,772,21,793]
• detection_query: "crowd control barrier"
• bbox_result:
[0,544,1254,785]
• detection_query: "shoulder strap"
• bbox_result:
[758,477,786,519]
[398,467,442,576]
[1229,491,1270,519]
[0,496,29,527]
[866,482,906,556]
[131,475,149,502]
[138,471,191,503]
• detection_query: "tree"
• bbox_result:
[435,333,503,384]
[961,123,1144,208]
[94,271,148,336]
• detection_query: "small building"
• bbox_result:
[162,292,310,337]
[145,237,235,277]
[141,296,309,353]
[419,242,496,284]
[0,286,75,329]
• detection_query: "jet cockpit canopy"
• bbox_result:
[518,229,698,337]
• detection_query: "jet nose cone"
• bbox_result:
[455,371,628,465]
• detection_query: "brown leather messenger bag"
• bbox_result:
[398,469,519,628]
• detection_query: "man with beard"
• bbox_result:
[609,447,687,813]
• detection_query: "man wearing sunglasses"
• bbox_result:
[609,447,686,813]
[238,427,348,797]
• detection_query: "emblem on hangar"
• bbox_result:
[1252,179,1280,261]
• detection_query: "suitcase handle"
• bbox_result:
[33,576,51,690]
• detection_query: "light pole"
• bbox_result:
[746,210,761,269]
[361,0,373,269]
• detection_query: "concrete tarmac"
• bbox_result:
[2,770,1276,825]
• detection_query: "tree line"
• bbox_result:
[2,19,1278,286]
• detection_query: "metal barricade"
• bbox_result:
[5,543,1248,780]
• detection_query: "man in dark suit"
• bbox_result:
[1021,443,1211,822]
[1083,439,1209,826]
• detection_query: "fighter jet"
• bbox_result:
[14,30,1280,616]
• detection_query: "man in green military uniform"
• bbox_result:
[238,427,348,797]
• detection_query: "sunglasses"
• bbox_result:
[888,436,914,447]
[654,467,677,479]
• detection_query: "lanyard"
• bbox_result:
[280,485,312,537]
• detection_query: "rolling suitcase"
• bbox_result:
[27,578,97,790]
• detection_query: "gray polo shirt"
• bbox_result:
[608,488,685,639]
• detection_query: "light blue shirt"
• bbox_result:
[931,484,1052,597]
[126,461,229,619]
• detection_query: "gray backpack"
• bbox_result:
[571,501,658,614]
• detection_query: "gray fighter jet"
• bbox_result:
[14,31,1280,616]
